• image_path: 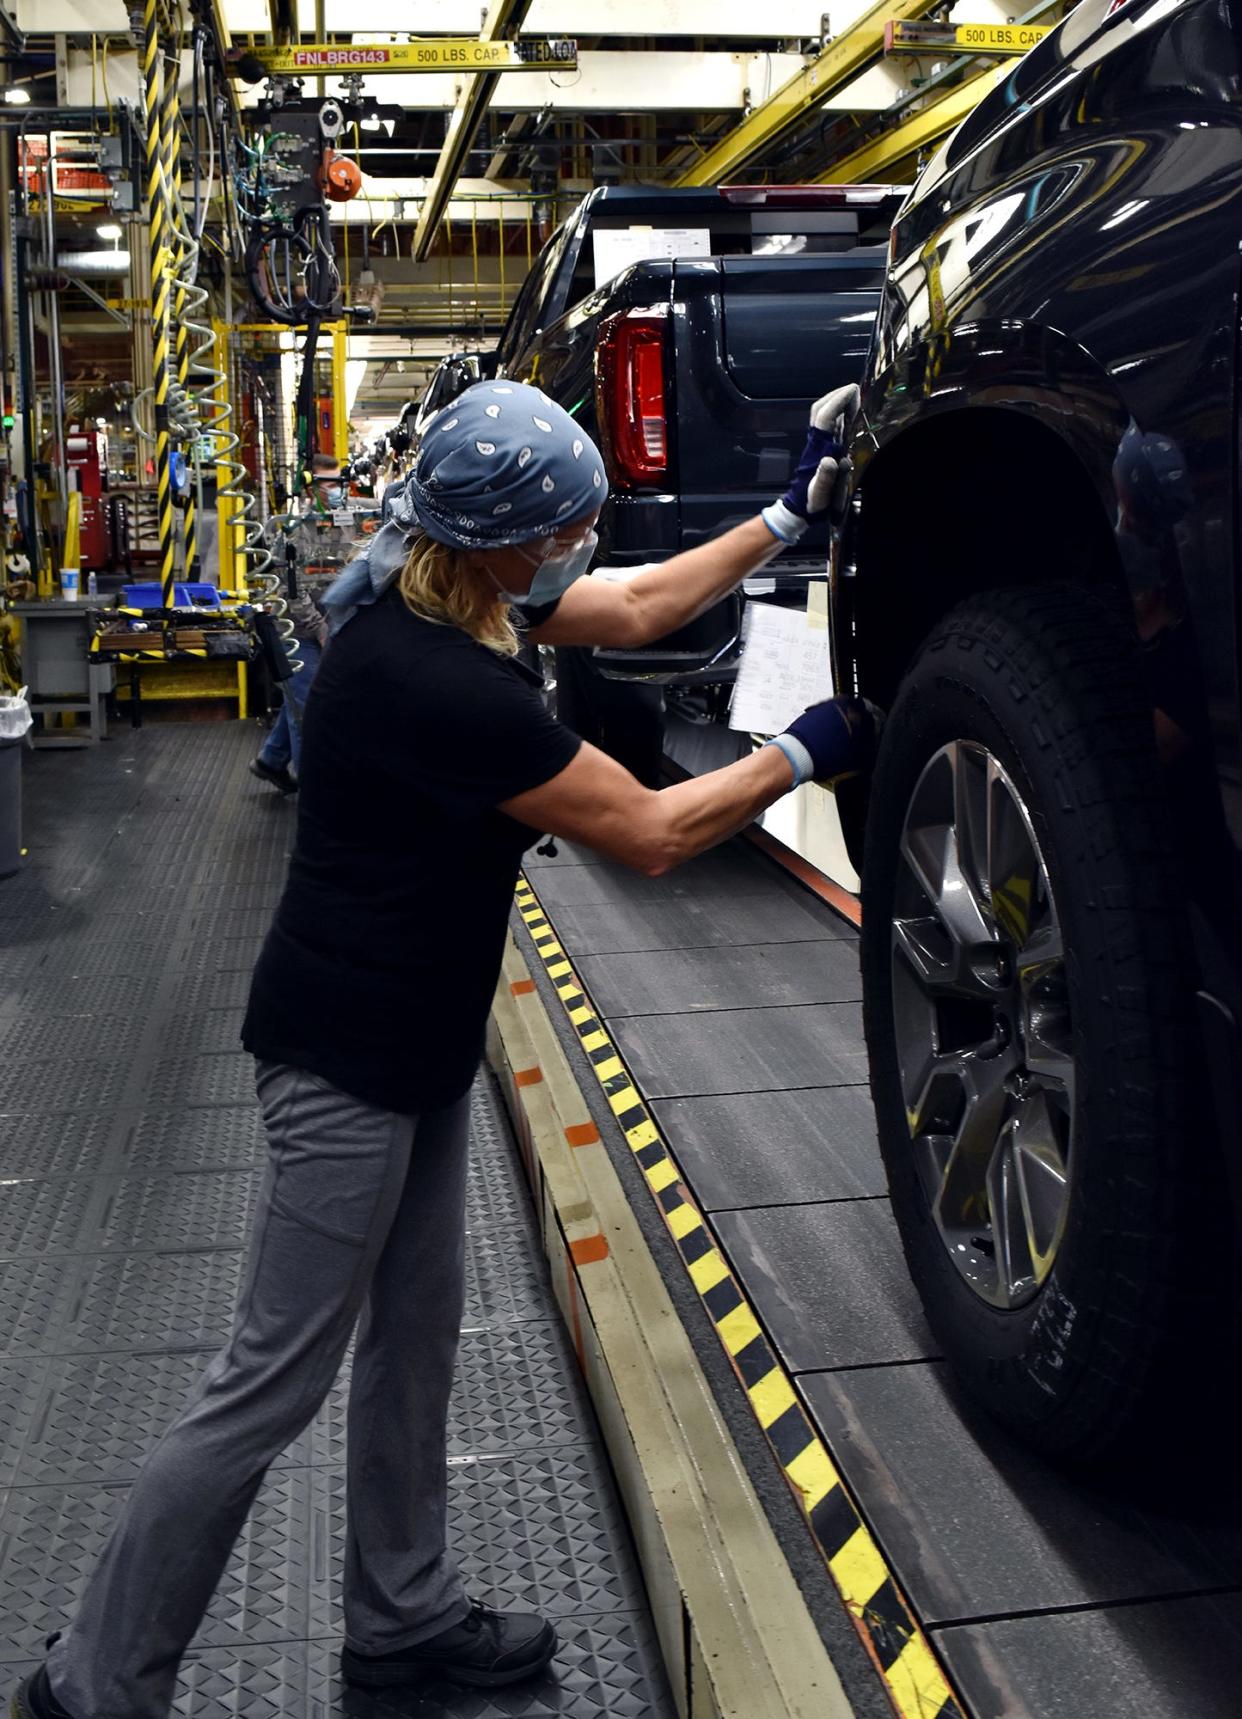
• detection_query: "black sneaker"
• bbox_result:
[249,757,297,795]
[341,1600,557,1689]
[10,1642,72,1719]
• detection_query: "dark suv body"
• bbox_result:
[834,0,1242,1459]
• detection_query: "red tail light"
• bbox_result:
[595,311,670,488]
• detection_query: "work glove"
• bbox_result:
[764,695,883,788]
[761,384,861,546]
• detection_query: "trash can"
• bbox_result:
[0,690,33,880]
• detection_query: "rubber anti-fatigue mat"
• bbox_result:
[0,726,674,1719]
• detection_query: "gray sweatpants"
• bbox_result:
[47,1061,473,1719]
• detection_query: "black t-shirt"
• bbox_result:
[242,588,581,1113]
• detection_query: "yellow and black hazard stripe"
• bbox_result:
[514,873,964,1719]
[142,0,176,607]
[165,44,197,580]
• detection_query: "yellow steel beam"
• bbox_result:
[819,65,997,183]
[233,37,575,76]
[674,0,942,187]
[412,0,533,264]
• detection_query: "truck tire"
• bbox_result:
[861,584,1226,1462]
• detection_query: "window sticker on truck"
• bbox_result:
[592,227,712,290]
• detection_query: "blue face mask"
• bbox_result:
[319,484,344,509]
[493,530,598,608]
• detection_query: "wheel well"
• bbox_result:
[851,409,1126,710]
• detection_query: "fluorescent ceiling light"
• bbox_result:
[3,87,31,104]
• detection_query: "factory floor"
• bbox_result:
[0,723,673,1718]
[511,824,1242,1719]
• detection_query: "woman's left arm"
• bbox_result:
[528,383,859,649]
[527,515,780,649]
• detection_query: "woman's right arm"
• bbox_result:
[526,517,781,650]
[500,740,796,876]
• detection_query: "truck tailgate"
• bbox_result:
[673,254,884,561]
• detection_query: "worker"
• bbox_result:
[12,379,871,1719]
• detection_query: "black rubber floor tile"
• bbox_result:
[144,1053,258,1109]
[716,1200,936,1371]
[162,1011,249,1057]
[170,970,254,1014]
[38,941,172,981]
[465,1154,536,1236]
[0,1481,130,1655]
[579,939,861,1020]
[463,1227,550,1328]
[448,1323,590,1458]
[292,1322,586,1472]
[11,1346,309,1489]
[0,1012,146,1064]
[653,1086,884,1209]
[801,1362,1242,1623]
[195,883,288,912]
[0,1257,82,1356]
[0,1175,96,1261]
[936,1593,1242,1719]
[0,1113,118,1182]
[611,1002,868,1099]
[0,1359,46,1487]
[0,1470,311,1655]
[168,1640,309,1718]
[92,1170,261,1253]
[445,1449,640,1620]
[176,938,267,976]
[305,1609,674,1717]
[61,1248,244,1354]
[13,1349,209,1486]
[306,1448,640,1638]
[0,1056,131,1114]
[539,892,845,957]
[120,1107,267,1175]
[190,906,277,938]
[8,970,151,1017]
[193,1465,312,1648]
[530,847,776,910]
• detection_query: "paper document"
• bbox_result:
[593,226,712,290]
[729,600,835,736]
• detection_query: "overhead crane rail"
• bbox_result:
[231,37,577,78]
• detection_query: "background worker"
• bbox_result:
[250,453,344,794]
[13,380,867,1719]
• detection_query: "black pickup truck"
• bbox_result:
[834,0,1242,1463]
[422,183,899,780]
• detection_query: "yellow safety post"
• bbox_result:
[165,15,198,577]
[63,492,81,573]
[143,0,176,607]
[498,202,506,310]
[331,322,348,465]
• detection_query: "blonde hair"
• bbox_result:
[397,532,519,657]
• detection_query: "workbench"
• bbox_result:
[10,602,115,748]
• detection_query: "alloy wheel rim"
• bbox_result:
[890,740,1075,1309]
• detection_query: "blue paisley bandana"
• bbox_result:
[322,381,608,633]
